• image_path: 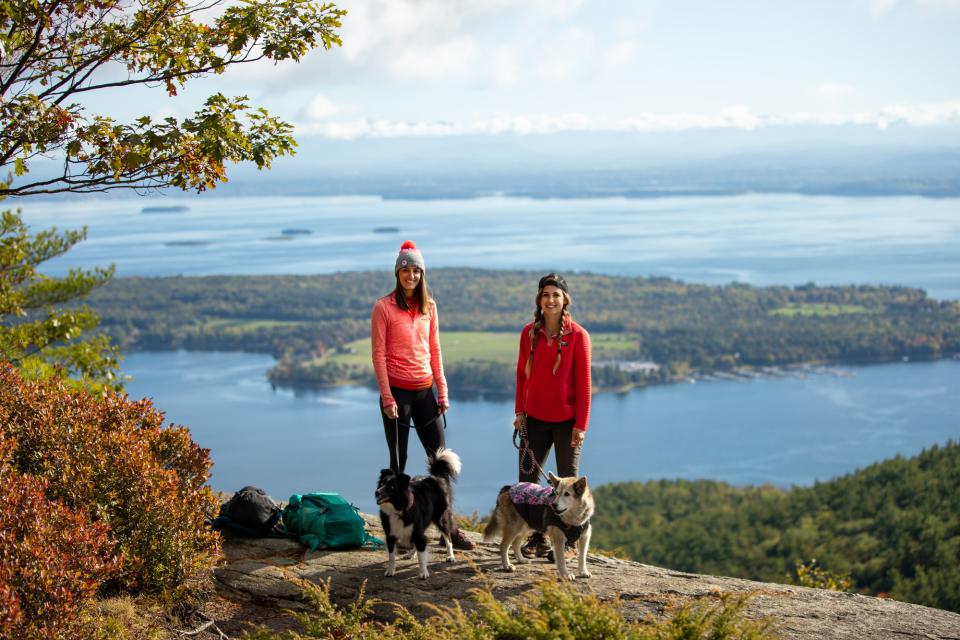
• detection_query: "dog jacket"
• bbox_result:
[506,482,588,543]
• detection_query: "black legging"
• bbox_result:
[518,416,580,483]
[380,386,445,473]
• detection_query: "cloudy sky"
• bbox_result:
[95,0,960,140]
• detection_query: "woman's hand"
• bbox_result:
[571,429,586,448]
[438,401,449,415]
[513,412,525,431]
[384,403,399,419]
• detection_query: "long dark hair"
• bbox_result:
[525,275,572,377]
[393,270,431,316]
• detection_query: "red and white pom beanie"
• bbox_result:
[394,240,425,274]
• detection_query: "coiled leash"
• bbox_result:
[513,418,550,483]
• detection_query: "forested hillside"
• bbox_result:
[87,269,960,391]
[591,440,960,613]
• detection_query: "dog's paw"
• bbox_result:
[577,569,592,578]
[418,571,430,580]
[557,571,574,581]
[500,563,516,572]
[384,568,396,577]
[444,554,455,563]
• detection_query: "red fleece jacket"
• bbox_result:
[514,318,592,432]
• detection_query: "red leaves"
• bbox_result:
[0,465,118,639]
[0,362,221,634]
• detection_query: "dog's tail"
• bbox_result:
[482,485,511,542]
[428,448,461,481]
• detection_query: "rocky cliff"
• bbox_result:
[202,514,960,639]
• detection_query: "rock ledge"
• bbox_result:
[212,514,960,640]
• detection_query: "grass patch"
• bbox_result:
[80,596,169,640]
[204,318,307,331]
[769,303,873,317]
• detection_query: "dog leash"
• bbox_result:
[391,410,448,472]
[513,420,550,483]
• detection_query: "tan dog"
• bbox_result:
[483,472,593,580]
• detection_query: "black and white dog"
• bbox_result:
[375,448,461,579]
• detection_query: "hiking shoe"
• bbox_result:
[545,541,577,563]
[451,528,476,551]
[520,533,550,558]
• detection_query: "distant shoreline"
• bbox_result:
[24,184,960,203]
[262,357,959,399]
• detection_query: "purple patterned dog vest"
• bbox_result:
[503,482,588,543]
[508,482,556,507]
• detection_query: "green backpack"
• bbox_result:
[282,493,382,550]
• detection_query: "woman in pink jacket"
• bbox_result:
[371,240,474,549]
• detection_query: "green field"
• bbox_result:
[203,319,306,331]
[317,331,638,368]
[769,303,873,317]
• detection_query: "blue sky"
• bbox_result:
[93,0,960,140]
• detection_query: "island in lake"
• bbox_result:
[87,269,960,397]
[142,205,190,214]
[164,240,209,247]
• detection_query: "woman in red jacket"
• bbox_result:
[371,240,474,549]
[513,273,592,555]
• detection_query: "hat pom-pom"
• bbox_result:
[400,240,417,251]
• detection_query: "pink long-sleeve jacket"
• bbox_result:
[371,294,448,410]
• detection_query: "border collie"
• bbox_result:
[375,448,461,579]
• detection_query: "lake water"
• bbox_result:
[124,351,960,515]
[20,193,960,511]
[18,193,960,300]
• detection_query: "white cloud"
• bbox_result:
[815,83,858,99]
[489,47,520,87]
[872,101,960,127]
[293,100,960,139]
[602,39,639,72]
[866,0,899,16]
[527,0,585,19]
[336,1,534,72]
[536,28,596,82]
[387,36,480,80]
[301,94,341,121]
[317,0,595,87]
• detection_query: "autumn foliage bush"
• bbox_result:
[0,363,220,611]
[0,431,118,639]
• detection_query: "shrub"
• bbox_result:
[0,432,119,640]
[791,559,853,592]
[0,362,221,597]
[240,579,780,640]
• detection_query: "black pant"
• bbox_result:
[518,415,581,483]
[381,386,445,473]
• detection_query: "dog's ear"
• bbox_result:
[547,472,560,488]
[397,473,411,489]
[574,476,588,496]
[378,469,393,482]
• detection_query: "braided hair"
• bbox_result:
[524,274,572,378]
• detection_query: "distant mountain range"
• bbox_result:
[22,123,960,199]
[215,123,960,199]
